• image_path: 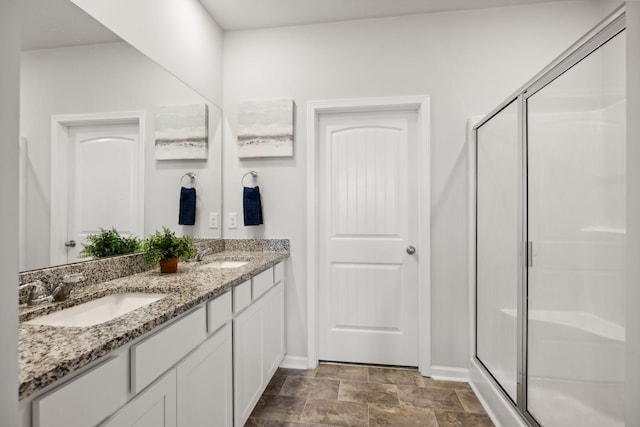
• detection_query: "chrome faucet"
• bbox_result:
[52,273,84,302]
[19,281,52,306]
[195,247,212,262]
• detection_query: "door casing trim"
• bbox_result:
[50,111,145,267]
[306,95,431,374]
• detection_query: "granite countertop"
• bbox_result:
[18,249,288,400]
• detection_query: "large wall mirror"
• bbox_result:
[20,0,223,271]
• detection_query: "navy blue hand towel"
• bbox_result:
[243,186,263,226]
[179,187,196,225]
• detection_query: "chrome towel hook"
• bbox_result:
[242,171,259,187]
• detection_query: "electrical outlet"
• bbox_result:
[208,212,218,229]
[228,212,238,229]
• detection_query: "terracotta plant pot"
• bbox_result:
[159,257,179,274]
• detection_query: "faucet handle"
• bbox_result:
[52,283,75,302]
[19,280,42,291]
[24,281,52,306]
[29,283,45,298]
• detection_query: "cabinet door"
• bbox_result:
[177,323,232,427]
[264,282,285,379]
[101,370,176,427]
[34,354,128,427]
[233,300,265,427]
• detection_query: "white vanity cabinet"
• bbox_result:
[177,322,233,427]
[131,307,208,394]
[234,265,286,427]
[264,282,285,379]
[101,370,177,427]
[104,324,234,427]
[102,293,234,427]
[21,260,286,427]
[31,353,128,427]
[234,293,267,425]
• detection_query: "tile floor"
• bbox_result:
[246,363,494,426]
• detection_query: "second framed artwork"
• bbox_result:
[237,99,294,158]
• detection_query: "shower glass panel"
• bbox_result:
[526,31,626,427]
[476,100,519,402]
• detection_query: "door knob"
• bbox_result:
[406,246,416,255]
[64,240,76,248]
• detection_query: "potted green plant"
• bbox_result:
[80,228,142,258]
[143,227,196,273]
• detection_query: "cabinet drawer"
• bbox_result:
[207,291,232,333]
[252,268,273,299]
[233,280,252,313]
[33,354,128,427]
[274,262,284,284]
[131,306,206,394]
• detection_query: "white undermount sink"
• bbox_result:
[199,261,249,269]
[23,293,167,327]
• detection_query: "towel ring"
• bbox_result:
[181,172,196,188]
[242,171,259,187]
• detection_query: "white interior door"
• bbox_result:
[318,109,419,366]
[66,122,141,262]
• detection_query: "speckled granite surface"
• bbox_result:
[18,243,288,400]
[224,239,290,252]
[18,237,225,304]
[19,253,151,304]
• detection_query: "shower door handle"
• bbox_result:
[526,241,533,267]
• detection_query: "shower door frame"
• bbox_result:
[473,6,626,427]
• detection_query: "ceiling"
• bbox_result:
[21,0,570,50]
[22,0,120,51]
[199,0,567,31]
[21,0,568,50]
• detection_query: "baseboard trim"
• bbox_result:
[279,355,309,370]
[430,365,470,382]
[469,359,527,427]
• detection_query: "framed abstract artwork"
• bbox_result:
[155,104,208,160]
[237,99,294,158]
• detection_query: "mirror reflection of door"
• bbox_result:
[51,116,144,265]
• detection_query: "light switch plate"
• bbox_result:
[208,212,218,229]
[228,212,237,229]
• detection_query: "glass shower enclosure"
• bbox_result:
[474,7,626,427]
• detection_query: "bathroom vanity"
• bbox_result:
[18,242,288,427]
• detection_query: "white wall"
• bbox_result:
[626,2,640,425]
[222,1,608,369]
[70,0,223,107]
[20,42,223,270]
[0,0,20,424]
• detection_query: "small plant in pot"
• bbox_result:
[80,228,142,258]
[143,227,196,273]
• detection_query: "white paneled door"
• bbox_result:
[318,109,419,366]
[67,122,142,262]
